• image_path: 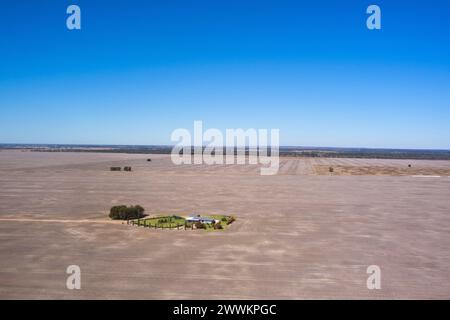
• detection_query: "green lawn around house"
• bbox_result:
[138,215,185,228]
[132,214,235,230]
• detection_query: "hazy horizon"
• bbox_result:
[2,142,450,152]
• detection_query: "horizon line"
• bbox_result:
[1,142,450,152]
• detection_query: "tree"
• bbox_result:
[109,205,146,220]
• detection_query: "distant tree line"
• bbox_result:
[20,145,450,160]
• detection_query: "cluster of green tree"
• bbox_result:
[194,218,234,230]
[193,221,222,229]
[109,205,145,220]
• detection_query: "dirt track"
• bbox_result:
[1,150,450,299]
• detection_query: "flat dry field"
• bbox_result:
[1,150,450,299]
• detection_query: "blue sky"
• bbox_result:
[1,0,449,148]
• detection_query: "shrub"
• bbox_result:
[109,205,146,220]
[329,167,334,173]
[213,222,223,230]
[195,221,206,229]
[227,216,236,225]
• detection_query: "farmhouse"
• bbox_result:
[186,216,217,224]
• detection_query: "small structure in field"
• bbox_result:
[186,216,217,224]
[110,167,121,171]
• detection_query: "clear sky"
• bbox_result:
[1,0,449,148]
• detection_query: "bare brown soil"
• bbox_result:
[314,165,450,176]
[1,151,450,299]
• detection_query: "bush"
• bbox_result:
[329,167,334,173]
[227,216,236,225]
[158,218,169,223]
[195,221,206,229]
[214,222,223,230]
[109,205,145,220]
